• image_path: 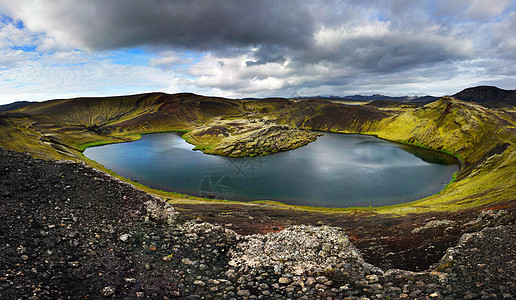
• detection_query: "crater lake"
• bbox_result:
[84,132,459,207]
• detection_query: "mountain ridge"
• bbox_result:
[0,101,34,112]
[291,94,440,103]
[3,85,515,110]
[452,86,516,106]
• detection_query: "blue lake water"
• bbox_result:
[84,132,459,207]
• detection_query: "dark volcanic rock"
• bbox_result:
[1,148,515,299]
[453,86,516,106]
[0,150,186,299]
[436,224,516,299]
[0,149,235,299]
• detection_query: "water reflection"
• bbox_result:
[84,132,459,208]
[399,144,458,165]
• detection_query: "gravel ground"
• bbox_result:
[0,148,514,299]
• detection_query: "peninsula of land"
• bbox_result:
[0,86,515,298]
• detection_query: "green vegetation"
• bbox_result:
[184,118,320,157]
[0,93,514,215]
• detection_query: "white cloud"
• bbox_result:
[0,54,191,103]
[489,11,516,59]
[0,22,36,47]
[0,49,35,68]
[0,0,515,104]
[184,53,295,95]
[149,51,195,69]
[466,0,512,21]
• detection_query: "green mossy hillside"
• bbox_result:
[362,97,515,213]
[0,93,514,214]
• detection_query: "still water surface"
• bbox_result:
[84,132,459,207]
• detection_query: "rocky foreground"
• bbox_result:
[0,148,514,299]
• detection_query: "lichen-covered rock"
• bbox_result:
[145,199,180,226]
[215,125,320,157]
[411,219,456,233]
[434,224,516,299]
[228,225,375,276]
[185,118,320,157]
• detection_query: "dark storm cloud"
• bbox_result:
[1,0,515,102]
[20,0,315,51]
[245,45,286,66]
[2,0,478,70]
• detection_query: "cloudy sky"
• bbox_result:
[0,0,515,105]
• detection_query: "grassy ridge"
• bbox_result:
[0,93,514,214]
[362,98,515,213]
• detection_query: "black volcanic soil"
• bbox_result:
[0,149,236,299]
[172,201,515,272]
[1,148,515,299]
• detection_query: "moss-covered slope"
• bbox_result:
[0,93,248,159]
[363,97,515,212]
[0,93,514,213]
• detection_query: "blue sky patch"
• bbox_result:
[10,45,37,52]
[106,48,154,66]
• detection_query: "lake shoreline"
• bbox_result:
[1,93,514,298]
[84,131,459,208]
[2,148,514,298]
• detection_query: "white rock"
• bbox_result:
[119,233,131,242]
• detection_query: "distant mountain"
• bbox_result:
[408,95,441,103]
[452,86,516,107]
[365,100,420,108]
[342,94,412,101]
[0,101,34,113]
[293,94,439,103]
